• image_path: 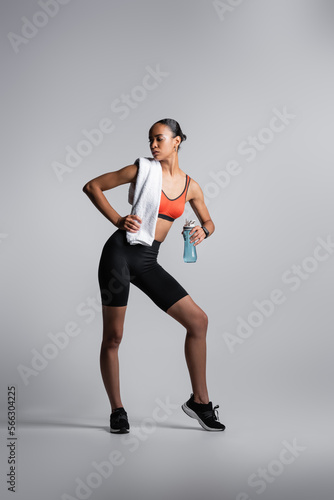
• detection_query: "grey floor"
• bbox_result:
[1,407,332,500]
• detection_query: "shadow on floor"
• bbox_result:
[16,418,204,433]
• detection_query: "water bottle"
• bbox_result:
[183,219,197,263]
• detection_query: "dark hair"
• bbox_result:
[150,118,187,150]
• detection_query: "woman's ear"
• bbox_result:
[174,136,181,149]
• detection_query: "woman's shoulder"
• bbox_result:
[185,175,204,201]
[185,172,198,187]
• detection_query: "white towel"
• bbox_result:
[126,156,162,246]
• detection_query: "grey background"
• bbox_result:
[1,1,333,499]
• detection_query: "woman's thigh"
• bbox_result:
[166,295,208,333]
[131,263,189,313]
[98,230,131,307]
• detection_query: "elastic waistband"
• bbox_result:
[151,239,162,251]
[116,228,162,251]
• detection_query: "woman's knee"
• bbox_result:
[101,305,126,349]
[167,295,208,336]
[187,309,208,338]
[102,326,124,349]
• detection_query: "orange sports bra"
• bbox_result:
[158,174,191,222]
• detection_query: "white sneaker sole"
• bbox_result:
[182,403,225,432]
[110,427,129,434]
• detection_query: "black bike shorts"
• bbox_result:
[98,229,189,312]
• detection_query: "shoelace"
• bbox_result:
[202,405,220,421]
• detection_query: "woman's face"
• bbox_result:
[148,123,180,160]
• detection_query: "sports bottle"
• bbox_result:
[183,219,197,263]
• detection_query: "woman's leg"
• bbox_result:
[166,295,209,404]
[100,304,127,411]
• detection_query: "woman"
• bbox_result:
[83,118,225,433]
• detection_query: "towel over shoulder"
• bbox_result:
[126,157,162,246]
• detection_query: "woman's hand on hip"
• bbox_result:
[117,214,142,232]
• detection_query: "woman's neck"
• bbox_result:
[160,154,180,177]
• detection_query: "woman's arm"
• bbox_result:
[187,179,215,246]
[82,164,142,233]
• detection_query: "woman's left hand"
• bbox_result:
[184,225,206,246]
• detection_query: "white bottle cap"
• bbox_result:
[183,218,196,229]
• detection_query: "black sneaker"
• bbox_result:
[182,393,226,431]
[110,407,129,433]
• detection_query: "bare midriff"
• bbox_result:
[154,217,174,243]
[153,174,191,242]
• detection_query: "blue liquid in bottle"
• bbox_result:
[183,225,197,263]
